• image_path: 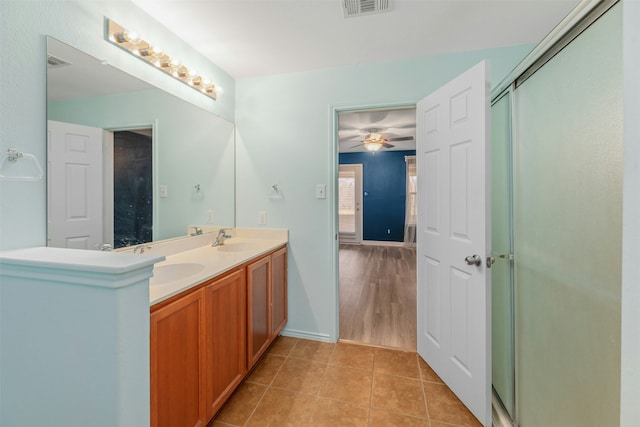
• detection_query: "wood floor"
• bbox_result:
[339,244,417,351]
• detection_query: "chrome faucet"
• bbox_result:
[133,245,150,254]
[98,243,113,252]
[211,229,231,246]
[190,226,203,236]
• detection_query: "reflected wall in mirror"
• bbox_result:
[46,37,235,249]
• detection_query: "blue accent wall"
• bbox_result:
[340,150,415,242]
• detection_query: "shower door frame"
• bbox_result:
[490,87,517,426]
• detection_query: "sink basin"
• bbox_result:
[216,242,251,253]
[152,262,205,285]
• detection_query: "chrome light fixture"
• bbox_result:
[106,19,218,100]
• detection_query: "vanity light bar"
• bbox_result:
[106,19,217,100]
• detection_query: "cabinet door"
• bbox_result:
[205,269,247,419]
[150,289,206,427]
[247,256,271,367]
[270,247,287,338]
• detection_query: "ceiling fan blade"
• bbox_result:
[349,143,365,149]
[386,136,414,142]
[340,137,362,144]
[381,143,395,149]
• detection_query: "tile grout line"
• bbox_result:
[418,353,434,427]
[307,343,337,426]
[241,339,297,427]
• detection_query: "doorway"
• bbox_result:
[112,129,153,248]
[336,106,417,350]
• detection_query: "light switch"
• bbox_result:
[159,185,168,198]
[207,210,214,223]
[259,211,267,225]
[316,184,326,199]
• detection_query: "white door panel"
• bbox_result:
[48,120,104,249]
[416,61,491,426]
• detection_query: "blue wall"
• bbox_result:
[340,150,415,242]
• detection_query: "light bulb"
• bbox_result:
[152,47,164,59]
[365,142,381,152]
[114,29,141,45]
[177,66,189,78]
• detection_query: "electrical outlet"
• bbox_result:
[207,210,214,223]
[387,229,391,234]
[259,211,267,225]
[159,185,168,198]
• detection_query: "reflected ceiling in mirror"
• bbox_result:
[46,37,235,250]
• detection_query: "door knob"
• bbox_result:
[465,254,482,267]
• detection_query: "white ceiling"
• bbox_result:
[132,0,580,79]
[338,107,416,153]
[47,38,153,102]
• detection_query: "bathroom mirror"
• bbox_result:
[46,37,235,249]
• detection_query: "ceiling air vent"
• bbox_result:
[47,54,71,69]
[343,0,394,18]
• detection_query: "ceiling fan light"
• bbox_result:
[365,142,382,152]
[366,133,385,144]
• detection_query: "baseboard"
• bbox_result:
[361,240,406,247]
[279,328,335,343]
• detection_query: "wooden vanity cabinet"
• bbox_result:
[247,247,288,367]
[247,256,270,367]
[150,288,206,427]
[151,245,287,427]
[150,268,247,427]
[270,246,288,338]
[204,268,247,419]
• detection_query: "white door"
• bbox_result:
[48,120,104,249]
[416,61,491,425]
[338,164,363,244]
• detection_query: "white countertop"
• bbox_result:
[0,246,163,274]
[149,234,287,305]
[0,228,287,303]
[0,246,165,289]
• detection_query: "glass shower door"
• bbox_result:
[513,4,622,426]
[491,92,515,420]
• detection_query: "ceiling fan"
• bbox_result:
[349,128,414,152]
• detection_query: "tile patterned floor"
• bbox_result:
[212,336,482,427]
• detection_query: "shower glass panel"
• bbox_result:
[513,4,622,427]
[491,92,514,419]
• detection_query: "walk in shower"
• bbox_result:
[490,2,622,426]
